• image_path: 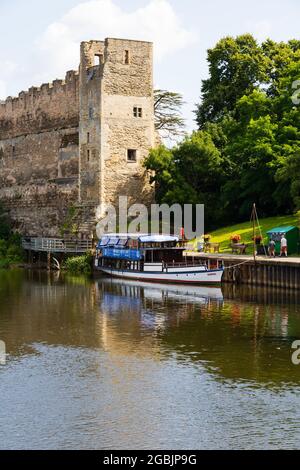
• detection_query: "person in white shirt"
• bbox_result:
[280,234,288,257]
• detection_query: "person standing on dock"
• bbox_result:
[280,234,288,257]
[268,239,276,257]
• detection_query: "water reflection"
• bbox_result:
[0,270,300,449]
[97,279,300,386]
[0,270,299,385]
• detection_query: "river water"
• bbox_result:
[0,269,299,450]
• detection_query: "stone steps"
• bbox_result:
[72,203,97,236]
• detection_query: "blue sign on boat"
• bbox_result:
[102,248,142,261]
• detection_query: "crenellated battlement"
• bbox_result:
[0,70,79,139]
[0,70,79,117]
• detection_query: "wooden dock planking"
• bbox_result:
[185,252,300,290]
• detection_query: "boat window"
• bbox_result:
[98,236,110,247]
[118,238,128,247]
[107,237,120,246]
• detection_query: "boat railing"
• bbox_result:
[164,259,208,269]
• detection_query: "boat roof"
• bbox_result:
[98,233,179,242]
[99,233,148,239]
[139,235,179,243]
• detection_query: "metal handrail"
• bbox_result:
[22,238,93,253]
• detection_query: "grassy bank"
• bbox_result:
[200,213,300,253]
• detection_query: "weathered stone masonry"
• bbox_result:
[0,38,155,236]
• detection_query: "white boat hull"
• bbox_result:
[97,266,224,285]
[100,277,224,301]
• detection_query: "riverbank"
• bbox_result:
[199,213,300,253]
[188,252,300,289]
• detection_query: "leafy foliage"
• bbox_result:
[196,34,269,128]
[148,35,300,229]
[144,131,224,229]
[0,204,25,268]
[62,253,93,275]
[0,234,25,268]
[59,205,80,237]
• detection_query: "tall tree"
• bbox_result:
[144,131,224,230]
[154,89,185,140]
[196,34,268,128]
[196,35,300,128]
[147,35,300,233]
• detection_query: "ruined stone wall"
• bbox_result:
[0,70,79,138]
[0,38,156,237]
[79,41,104,204]
[0,72,80,236]
[102,39,155,209]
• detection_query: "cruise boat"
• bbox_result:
[95,234,224,285]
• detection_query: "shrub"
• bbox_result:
[62,253,93,274]
[0,239,8,257]
[0,233,25,268]
[0,258,10,269]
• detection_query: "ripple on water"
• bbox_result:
[0,271,299,449]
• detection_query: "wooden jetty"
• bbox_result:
[186,252,300,290]
[22,237,94,270]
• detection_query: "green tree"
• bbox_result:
[196,34,268,128]
[222,113,281,220]
[148,35,300,232]
[144,132,224,229]
[196,35,300,221]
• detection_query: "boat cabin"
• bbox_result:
[95,233,187,271]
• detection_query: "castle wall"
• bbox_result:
[0,72,80,236]
[0,71,79,139]
[0,38,156,237]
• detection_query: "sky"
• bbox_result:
[1,0,300,132]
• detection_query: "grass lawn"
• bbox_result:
[201,213,300,253]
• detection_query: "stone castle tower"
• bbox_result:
[0,38,155,237]
[79,38,155,211]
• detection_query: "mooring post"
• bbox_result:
[47,252,51,271]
